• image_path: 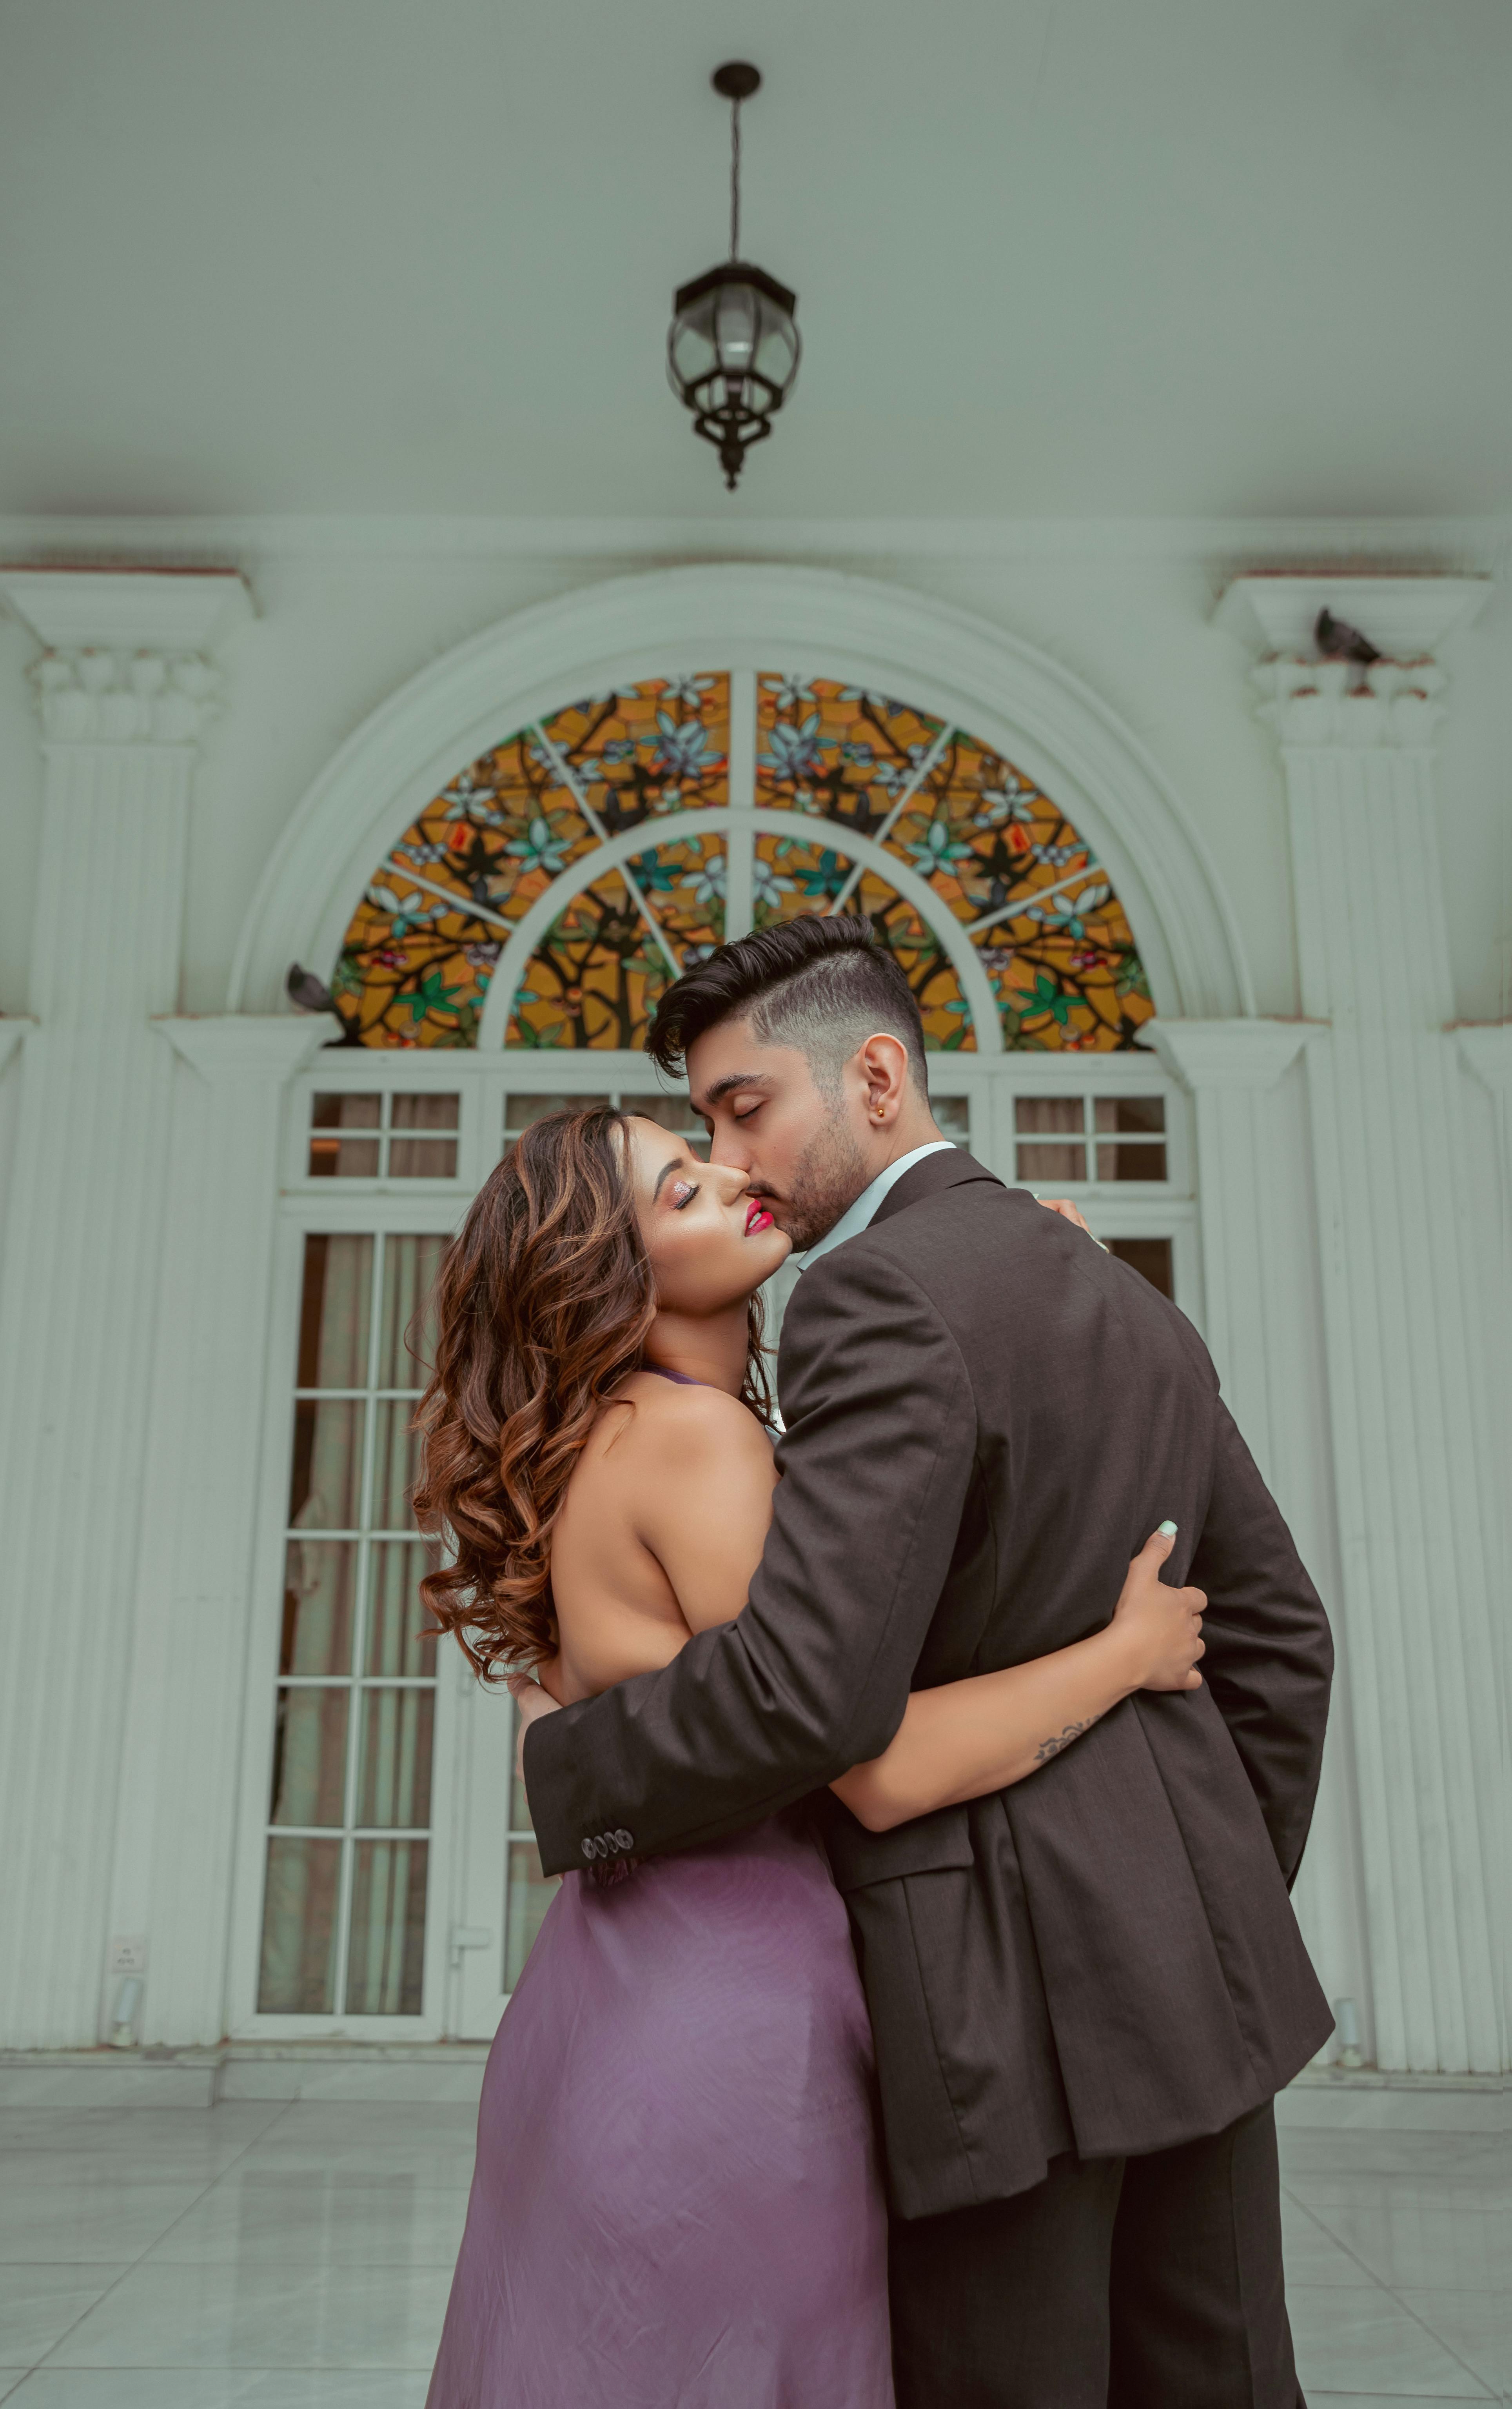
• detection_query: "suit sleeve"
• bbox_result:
[1190,1399,1334,1885]
[523,1244,977,1876]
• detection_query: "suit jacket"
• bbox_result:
[524,1150,1334,2217]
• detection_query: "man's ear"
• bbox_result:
[857,1033,911,1128]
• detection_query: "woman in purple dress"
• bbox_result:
[415,1107,1205,2409]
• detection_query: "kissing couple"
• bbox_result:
[419,913,1334,2409]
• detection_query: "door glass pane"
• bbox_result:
[347,1841,428,2014]
[297,1235,373,1388]
[262,1224,450,2024]
[505,1840,556,1990]
[370,1400,419,1530]
[378,1233,450,1388]
[356,1688,435,1829]
[390,1095,459,1180]
[504,1092,610,1136]
[367,1542,438,1678]
[289,1401,365,1529]
[269,1689,349,1826]
[392,1094,459,1130]
[1016,1097,1084,1133]
[1095,1097,1164,1133]
[1017,1141,1086,1182]
[1107,1237,1174,1298]
[933,1096,971,1142]
[309,1095,382,1179]
[1097,1142,1167,1181]
[280,1541,357,1676]
[259,1838,341,2012]
[1015,1096,1085,1183]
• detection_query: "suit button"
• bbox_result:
[580,1839,595,1860]
[614,1829,634,1849]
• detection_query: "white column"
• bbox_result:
[1219,575,1503,2076]
[0,569,250,2048]
[1146,1014,1371,2051]
[1143,1019,1310,1486]
[104,1016,340,2046]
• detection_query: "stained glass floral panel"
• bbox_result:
[755,677,946,842]
[332,678,728,1048]
[752,831,973,1050]
[505,830,725,1051]
[883,729,1152,1052]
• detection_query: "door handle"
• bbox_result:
[449,1924,495,1969]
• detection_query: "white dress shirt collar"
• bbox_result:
[793,1141,957,1272]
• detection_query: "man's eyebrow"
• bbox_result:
[699,1071,772,1106]
[652,1156,686,1201]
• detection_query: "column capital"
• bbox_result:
[28,650,225,745]
[1143,1017,1315,1091]
[1216,575,1489,751]
[1214,574,1488,661]
[0,569,252,745]
[154,1014,342,1081]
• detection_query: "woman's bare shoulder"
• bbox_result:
[616,1378,775,1445]
[574,1373,771,1481]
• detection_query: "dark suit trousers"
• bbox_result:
[889,2101,1304,2409]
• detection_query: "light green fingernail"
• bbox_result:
[1157,1520,1178,1537]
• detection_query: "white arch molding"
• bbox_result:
[475,809,1005,1052]
[229,566,1255,1029]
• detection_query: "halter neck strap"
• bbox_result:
[643,1364,708,1388]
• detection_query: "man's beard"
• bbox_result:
[771,1108,871,1253]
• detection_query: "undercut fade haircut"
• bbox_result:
[646,915,929,1101]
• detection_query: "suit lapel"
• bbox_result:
[871,1147,1004,1228]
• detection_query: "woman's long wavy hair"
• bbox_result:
[414,1105,773,1682]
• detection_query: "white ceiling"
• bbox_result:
[1,0,1508,521]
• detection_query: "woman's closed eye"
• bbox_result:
[670,1177,699,1210]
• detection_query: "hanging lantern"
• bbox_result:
[667,63,800,491]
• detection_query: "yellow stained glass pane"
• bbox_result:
[332,678,728,1048]
[752,830,973,1052]
[505,829,726,1051]
[755,676,945,838]
[882,729,1153,1052]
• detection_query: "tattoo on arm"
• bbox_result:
[1033,1712,1102,1765]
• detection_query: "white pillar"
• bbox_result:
[1146,1014,1371,2053]
[1219,575,1503,2076]
[104,1015,340,2046]
[0,569,251,2048]
[1142,1019,1310,1486]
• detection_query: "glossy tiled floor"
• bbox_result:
[0,2100,1505,2405]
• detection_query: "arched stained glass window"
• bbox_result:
[331,669,1152,1052]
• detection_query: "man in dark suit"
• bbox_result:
[522,915,1333,2408]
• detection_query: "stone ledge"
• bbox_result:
[2,2047,1501,2125]
[1278,2066,1506,2133]
[0,2041,490,2109]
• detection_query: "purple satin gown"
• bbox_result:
[426,1808,894,2407]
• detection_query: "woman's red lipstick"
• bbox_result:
[744,1199,774,1235]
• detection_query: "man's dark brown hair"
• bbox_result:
[646,914,929,1098]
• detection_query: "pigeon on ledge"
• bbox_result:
[1315,608,1381,665]
[287,962,337,1014]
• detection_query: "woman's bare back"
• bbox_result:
[548,1371,779,1704]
